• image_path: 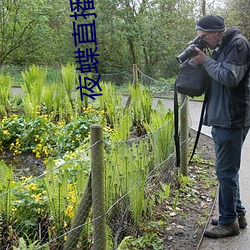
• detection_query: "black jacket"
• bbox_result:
[203,26,250,128]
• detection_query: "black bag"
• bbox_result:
[174,58,209,168]
[175,58,208,97]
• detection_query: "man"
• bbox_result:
[192,15,250,238]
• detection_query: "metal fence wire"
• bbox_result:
[0,120,182,249]
[0,66,191,249]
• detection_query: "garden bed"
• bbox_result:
[0,129,217,250]
[0,152,45,180]
[0,68,217,248]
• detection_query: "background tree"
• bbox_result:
[1,0,242,81]
[0,0,73,66]
[96,0,200,79]
[220,0,250,39]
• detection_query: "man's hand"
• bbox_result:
[192,47,207,64]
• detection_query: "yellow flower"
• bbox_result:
[67,189,77,204]
[36,152,41,158]
[14,149,21,155]
[32,193,42,201]
[26,183,37,191]
[3,130,10,135]
[65,205,74,218]
[42,147,48,157]
[71,195,76,204]
[12,207,17,212]
[21,176,32,181]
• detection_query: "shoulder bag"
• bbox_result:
[175,58,209,97]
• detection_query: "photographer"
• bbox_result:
[192,15,250,238]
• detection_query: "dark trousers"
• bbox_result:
[211,126,249,225]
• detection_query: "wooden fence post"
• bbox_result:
[133,64,138,86]
[91,124,106,250]
[125,64,138,110]
[63,175,92,250]
[180,94,188,176]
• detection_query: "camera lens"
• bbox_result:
[176,44,198,63]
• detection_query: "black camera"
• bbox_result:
[176,36,208,63]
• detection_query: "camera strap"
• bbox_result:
[174,82,181,168]
[189,91,208,164]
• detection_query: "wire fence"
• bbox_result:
[0,65,191,249]
[93,70,134,86]
[0,122,178,249]
[0,65,61,86]
[137,68,175,94]
[1,64,174,96]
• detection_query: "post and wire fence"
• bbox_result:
[0,64,191,249]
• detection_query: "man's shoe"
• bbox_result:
[238,215,248,228]
[204,222,240,238]
[211,214,247,229]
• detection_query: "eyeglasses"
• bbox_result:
[199,32,214,40]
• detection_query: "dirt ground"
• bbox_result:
[159,130,217,250]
